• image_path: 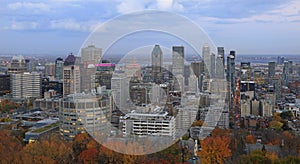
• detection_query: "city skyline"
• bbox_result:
[1,1,300,162]
[0,0,300,55]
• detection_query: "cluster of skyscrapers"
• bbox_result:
[3,41,299,143]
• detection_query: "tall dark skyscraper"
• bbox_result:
[283,60,293,85]
[227,51,236,110]
[191,62,204,78]
[211,53,216,78]
[288,61,293,74]
[268,61,276,79]
[226,51,235,83]
[0,74,10,96]
[25,59,31,72]
[55,58,64,81]
[216,54,225,79]
[191,61,205,91]
[151,45,163,82]
[277,56,284,65]
[216,47,225,79]
[172,46,184,77]
[217,47,225,67]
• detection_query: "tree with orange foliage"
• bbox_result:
[73,133,93,158]
[282,131,294,139]
[122,141,145,164]
[0,99,20,113]
[268,139,281,146]
[79,148,99,163]
[0,129,23,163]
[99,142,122,164]
[20,133,73,163]
[282,131,299,156]
[87,139,99,149]
[211,127,231,137]
[192,120,203,127]
[265,152,279,162]
[100,140,144,164]
[245,134,256,144]
[141,141,182,163]
[74,132,91,145]
[198,136,232,164]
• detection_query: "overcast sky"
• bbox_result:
[1,0,300,55]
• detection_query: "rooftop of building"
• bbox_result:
[121,106,173,120]
[29,118,59,131]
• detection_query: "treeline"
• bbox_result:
[0,126,182,164]
[1,125,300,164]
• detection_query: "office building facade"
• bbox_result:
[11,72,41,99]
[172,46,184,77]
[59,93,111,139]
[63,65,80,97]
[55,58,64,81]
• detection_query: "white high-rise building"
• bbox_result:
[59,93,111,139]
[111,73,129,111]
[202,44,211,78]
[81,45,102,92]
[188,74,198,94]
[120,108,176,139]
[251,99,260,116]
[150,85,164,104]
[261,100,273,117]
[172,46,184,77]
[241,99,251,117]
[174,74,184,93]
[11,72,41,98]
[81,45,102,64]
[176,107,197,136]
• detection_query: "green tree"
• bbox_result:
[269,121,283,131]
[280,111,293,120]
[279,156,300,164]
[240,150,270,164]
